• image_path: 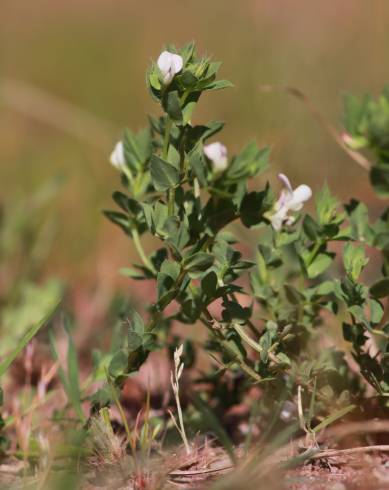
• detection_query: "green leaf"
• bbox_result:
[188,146,207,186]
[179,41,195,64]
[163,91,183,123]
[186,121,225,149]
[315,184,341,226]
[284,284,304,304]
[103,211,129,233]
[370,299,384,324]
[240,188,273,227]
[201,271,218,297]
[119,267,149,280]
[345,199,371,242]
[148,65,162,91]
[303,215,321,241]
[222,301,251,325]
[179,70,198,89]
[183,252,214,273]
[152,201,169,235]
[227,143,269,181]
[112,192,141,216]
[160,259,181,281]
[204,79,234,91]
[182,91,201,125]
[127,309,145,352]
[123,128,142,170]
[108,350,129,380]
[343,243,369,281]
[314,280,335,296]
[370,165,389,198]
[164,216,190,251]
[370,278,389,298]
[167,143,180,168]
[150,154,180,192]
[343,93,369,135]
[157,273,174,303]
[307,253,333,278]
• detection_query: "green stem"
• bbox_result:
[162,117,172,160]
[230,292,260,337]
[307,241,323,266]
[131,228,156,274]
[162,117,175,216]
[123,166,134,186]
[200,309,266,384]
[233,323,280,365]
[233,323,263,354]
[168,188,175,216]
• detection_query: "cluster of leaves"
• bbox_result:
[105,43,389,420]
[343,86,389,196]
[104,42,272,392]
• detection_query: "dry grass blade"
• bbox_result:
[311,445,389,460]
[259,84,372,171]
[0,78,118,150]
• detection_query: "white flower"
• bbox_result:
[270,173,312,231]
[157,51,183,85]
[110,141,126,171]
[204,142,228,171]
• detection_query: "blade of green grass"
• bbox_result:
[312,404,356,433]
[0,299,60,378]
[49,324,85,422]
[64,320,83,420]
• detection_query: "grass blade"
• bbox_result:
[313,404,356,433]
[0,300,60,378]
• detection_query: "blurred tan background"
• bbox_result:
[1,0,389,291]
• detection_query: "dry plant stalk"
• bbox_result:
[169,345,191,455]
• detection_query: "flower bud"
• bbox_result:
[110,141,126,171]
[157,51,183,85]
[204,142,228,171]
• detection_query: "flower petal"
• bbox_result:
[270,207,288,231]
[288,184,312,211]
[110,141,125,170]
[157,51,183,85]
[204,142,228,171]
[278,173,293,193]
[157,51,173,72]
[171,53,183,74]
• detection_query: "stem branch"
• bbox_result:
[131,228,156,274]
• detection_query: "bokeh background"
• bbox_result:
[2,0,389,299]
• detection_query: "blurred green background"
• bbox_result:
[1,0,389,290]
